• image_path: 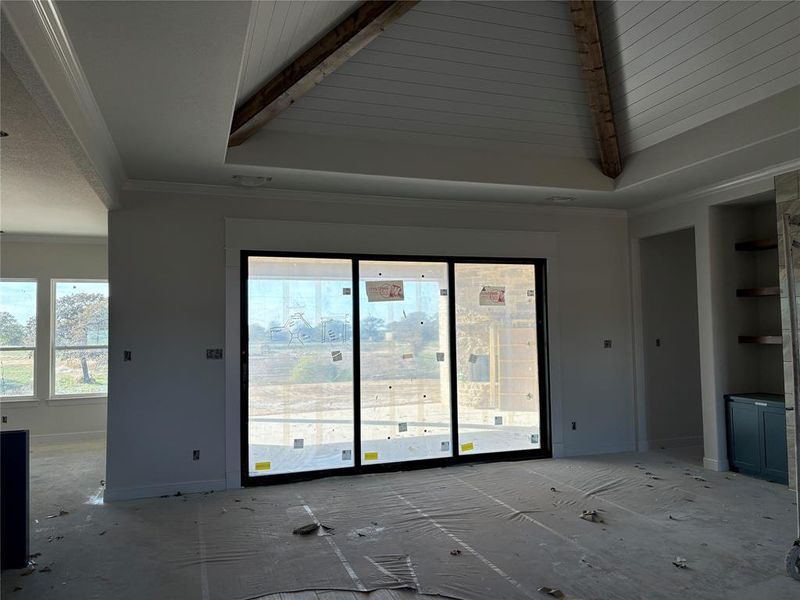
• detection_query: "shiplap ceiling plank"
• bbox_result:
[241,0,595,158]
[237,1,360,101]
[599,0,800,153]
[237,1,799,160]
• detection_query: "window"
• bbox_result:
[455,263,542,455]
[246,257,354,476]
[359,261,452,464]
[52,280,109,397]
[0,280,37,398]
[242,253,548,485]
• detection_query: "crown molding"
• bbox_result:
[1,0,126,208]
[628,158,800,218]
[0,233,108,245]
[122,178,628,219]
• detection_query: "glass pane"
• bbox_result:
[455,263,541,455]
[54,281,109,346]
[247,257,354,476]
[0,349,35,397]
[359,261,452,464]
[54,348,108,395]
[0,281,37,348]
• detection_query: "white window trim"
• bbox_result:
[50,278,109,400]
[0,278,38,401]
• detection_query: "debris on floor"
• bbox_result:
[579,509,604,523]
[450,549,462,556]
[99,530,107,535]
[672,557,688,569]
[39,565,52,573]
[292,523,334,535]
[538,586,565,598]
[240,506,255,512]
[45,508,69,519]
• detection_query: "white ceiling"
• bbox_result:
[0,57,107,236]
[251,1,597,159]
[598,0,800,153]
[1,0,798,232]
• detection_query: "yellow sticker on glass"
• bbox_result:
[461,442,474,452]
[364,451,379,461]
[255,461,271,471]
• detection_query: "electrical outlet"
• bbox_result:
[655,338,661,347]
[192,449,200,461]
[603,339,612,349]
[1,416,7,424]
[206,348,223,360]
[571,421,577,430]
[123,350,132,361]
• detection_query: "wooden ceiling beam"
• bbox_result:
[569,0,623,178]
[229,1,418,147]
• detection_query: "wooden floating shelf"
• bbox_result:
[736,286,780,297]
[735,238,778,251]
[738,335,783,345]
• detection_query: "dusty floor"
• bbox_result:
[2,440,798,599]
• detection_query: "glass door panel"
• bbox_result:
[454,263,541,455]
[247,256,354,477]
[358,261,452,464]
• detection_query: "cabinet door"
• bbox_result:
[759,404,789,484]
[727,401,760,474]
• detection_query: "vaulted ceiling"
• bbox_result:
[1,0,798,235]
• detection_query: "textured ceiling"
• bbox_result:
[0,58,107,236]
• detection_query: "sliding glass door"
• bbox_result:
[246,256,355,477]
[243,254,547,483]
[358,261,452,464]
[454,263,543,455]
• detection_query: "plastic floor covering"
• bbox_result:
[3,440,798,600]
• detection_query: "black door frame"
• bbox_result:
[240,251,551,487]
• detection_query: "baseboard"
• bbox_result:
[30,430,106,445]
[647,435,703,450]
[562,439,636,457]
[104,478,227,502]
[703,456,730,472]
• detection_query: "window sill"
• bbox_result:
[1,397,41,407]
[47,396,107,406]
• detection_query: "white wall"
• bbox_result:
[640,228,703,448]
[0,236,108,441]
[105,188,635,500]
[630,194,784,472]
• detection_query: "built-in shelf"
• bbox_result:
[735,238,778,251]
[736,286,780,297]
[738,335,783,345]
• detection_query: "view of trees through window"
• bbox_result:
[53,281,109,396]
[0,281,37,397]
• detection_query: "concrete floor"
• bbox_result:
[3,439,798,599]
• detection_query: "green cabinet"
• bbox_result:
[725,393,788,484]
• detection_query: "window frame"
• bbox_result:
[0,278,39,401]
[240,251,550,487]
[50,278,109,400]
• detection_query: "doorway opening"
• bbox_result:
[640,228,703,451]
